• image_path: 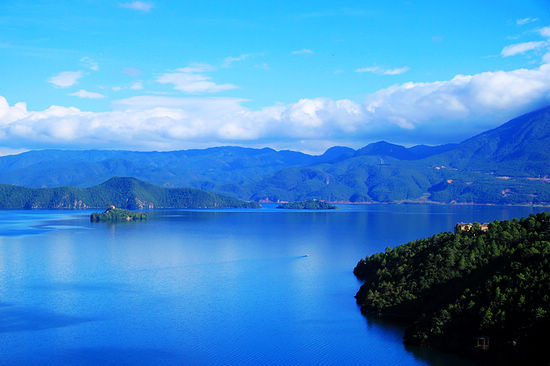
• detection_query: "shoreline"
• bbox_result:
[0,201,549,210]
[326,200,550,207]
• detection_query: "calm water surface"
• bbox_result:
[0,204,545,365]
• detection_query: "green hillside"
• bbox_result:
[0,177,260,209]
[354,212,550,365]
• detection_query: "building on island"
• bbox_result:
[455,222,489,232]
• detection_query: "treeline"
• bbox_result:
[354,212,550,365]
[277,200,336,209]
[90,208,147,222]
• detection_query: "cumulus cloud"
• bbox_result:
[0,96,28,124]
[3,63,550,151]
[48,71,83,88]
[69,90,105,99]
[361,64,550,141]
[501,41,547,57]
[291,49,313,55]
[157,65,237,94]
[120,1,153,12]
[356,66,410,75]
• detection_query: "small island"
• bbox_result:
[277,200,336,210]
[90,205,147,222]
[354,212,550,365]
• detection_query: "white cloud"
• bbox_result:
[177,63,215,73]
[223,54,250,67]
[501,41,547,57]
[3,63,550,151]
[380,67,410,75]
[130,81,144,90]
[540,26,550,38]
[157,65,237,94]
[0,147,28,157]
[517,17,538,25]
[356,66,410,75]
[120,1,154,12]
[362,64,550,137]
[69,89,105,99]
[291,49,313,55]
[0,96,28,124]
[80,57,99,71]
[48,71,83,88]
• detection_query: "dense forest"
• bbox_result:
[0,177,261,209]
[90,208,147,222]
[277,200,336,209]
[354,212,550,365]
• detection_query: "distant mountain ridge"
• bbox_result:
[1,106,549,205]
[431,106,550,175]
[0,177,260,209]
[355,141,457,160]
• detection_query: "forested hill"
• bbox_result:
[354,212,550,365]
[0,106,549,204]
[0,177,260,209]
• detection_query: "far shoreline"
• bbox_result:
[0,201,549,211]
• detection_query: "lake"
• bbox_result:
[0,204,545,365]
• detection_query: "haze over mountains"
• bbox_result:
[1,106,549,205]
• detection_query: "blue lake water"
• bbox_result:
[0,204,545,365]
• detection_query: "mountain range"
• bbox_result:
[1,106,549,205]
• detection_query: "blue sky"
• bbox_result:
[1,0,550,153]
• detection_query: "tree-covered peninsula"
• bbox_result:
[354,212,550,365]
[90,206,147,222]
[277,200,336,209]
[0,177,261,209]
